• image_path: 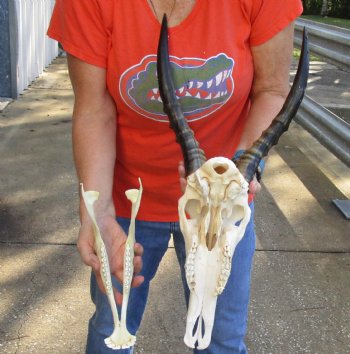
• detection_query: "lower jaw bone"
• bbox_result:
[81,179,143,350]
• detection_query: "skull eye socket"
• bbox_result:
[221,205,245,225]
[185,199,208,220]
[232,205,246,225]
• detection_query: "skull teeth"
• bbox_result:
[185,241,198,290]
[215,245,232,295]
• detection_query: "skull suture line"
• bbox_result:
[157,15,309,349]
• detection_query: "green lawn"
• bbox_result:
[293,48,320,61]
[302,15,350,30]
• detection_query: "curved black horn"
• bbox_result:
[157,15,206,176]
[236,28,309,183]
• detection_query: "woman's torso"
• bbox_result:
[103,0,255,221]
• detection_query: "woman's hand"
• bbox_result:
[248,176,261,195]
[178,161,187,193]
[77,205,144,305]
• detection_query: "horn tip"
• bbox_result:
[161,14,168,27]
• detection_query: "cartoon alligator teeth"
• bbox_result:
[148,68,232,101]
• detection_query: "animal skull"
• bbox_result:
[179,157,251,349]
[156,14,308,350]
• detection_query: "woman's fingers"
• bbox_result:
[113,287,123,306]
[178,161,187,193]
[131,274,145,288]
[78,218,145,306]
[94,270,107,295]
[77,228,100,272]
[133,243,144,274]
[249,177,262,195]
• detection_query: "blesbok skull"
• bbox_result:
[179,157,251,348]
[157,15,309,349]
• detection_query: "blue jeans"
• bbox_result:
[86,204,255,354]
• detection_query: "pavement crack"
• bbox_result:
[155,310,169,337]
[1,335,29,343]
[1,241,76,246]
[255,249,350,254]
[14,272,37,354]
[289,306,326,312]
[31,86,71,91]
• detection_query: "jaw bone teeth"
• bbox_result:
[81,179,143,350]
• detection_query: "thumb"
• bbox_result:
[77,236,100,272]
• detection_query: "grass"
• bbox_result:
[302,15,350,30]
[293,48,320,61]
[295,15,350,61]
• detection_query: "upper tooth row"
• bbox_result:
[215,248,233,294]
[224,244,231,257]
[185,246,197,290]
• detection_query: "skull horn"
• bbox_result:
[157,15,207,176]
[236,28,309,183]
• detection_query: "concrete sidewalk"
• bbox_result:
[0,57,349,354]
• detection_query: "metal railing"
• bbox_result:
[294,19,350,218]
[295,96,350,167]
[293,19,350,168]
[295,18,350,71]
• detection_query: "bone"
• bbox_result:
[81,179,143,350]
[179,157,251,349]
[121,179,143,325]
[156,14,309,351]
[156,17,253,349]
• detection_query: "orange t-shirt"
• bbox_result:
[48,0,302,221]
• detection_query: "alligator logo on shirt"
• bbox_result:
[119,53,234,122]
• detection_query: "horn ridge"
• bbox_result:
[236,28,309,183]
[157,15,206,176]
